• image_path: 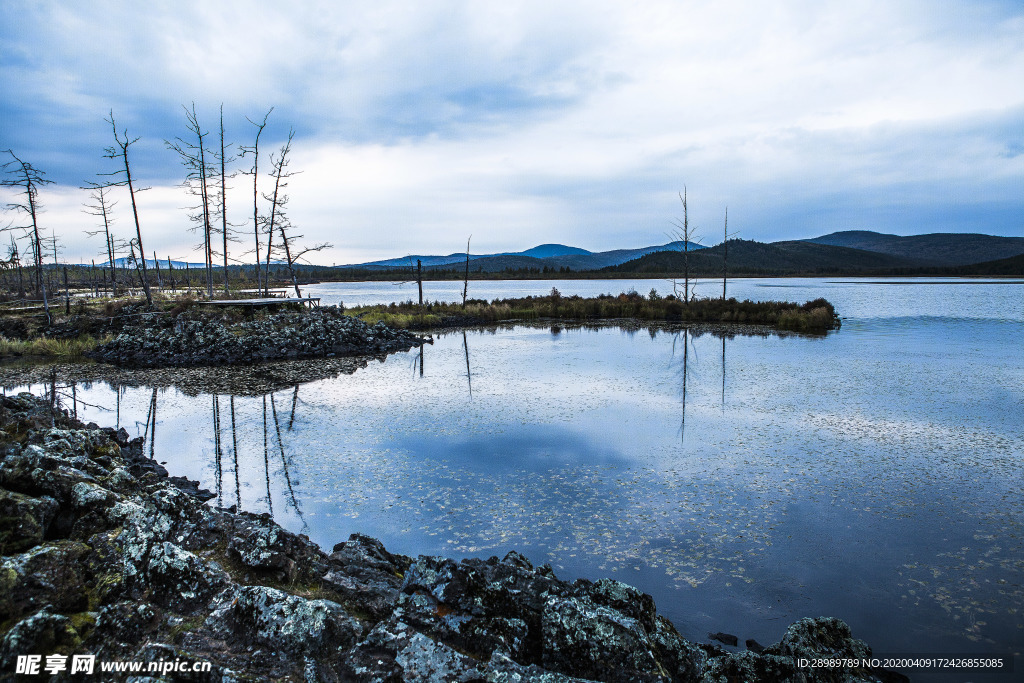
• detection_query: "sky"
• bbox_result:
[1,0,1022,266]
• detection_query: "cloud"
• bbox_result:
[1,0,1021,263]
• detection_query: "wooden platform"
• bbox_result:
[197,297,320,308]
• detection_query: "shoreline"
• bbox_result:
[0,392,905,681]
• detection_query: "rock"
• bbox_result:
[541,594,664,681]
[88,306,425,368]
[141,541,227,612]
[204,585,364,658]
[700,650,799,683]
[342,616,485,682]
[0,540,91,620]
[226,511,326,583]
[708,631,739,647]
[324,533,411,620]
[0,489,58,554]
[769,617,871,663]
[0,608,83,671]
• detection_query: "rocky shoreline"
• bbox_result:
[0,393,906,681]
[86,306,425,368]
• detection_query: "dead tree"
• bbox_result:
[166,103,215,298]
[6,237,25,298]
[462,235,471,308]
[263,133,331,297]
[262,130,293,294]
[669,187,698,303]
[83,186,118,296]
[2,150,53,320]
[720,207,737,301]
[216,104,237,295]
[240,108,272,294]
[417,259,423,307]
[723,208,728,301]
[101,112,153,306]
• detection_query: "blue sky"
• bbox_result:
[1,0,1022,265]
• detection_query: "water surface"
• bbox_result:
[6,278,1022,681]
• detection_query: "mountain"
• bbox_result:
[953,251,1024,276]
[802,231,1024,266]
[515,244,591,259]
[343,241,704,271]
[605,239,927,276]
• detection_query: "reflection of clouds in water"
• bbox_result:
[8,317,1023,658]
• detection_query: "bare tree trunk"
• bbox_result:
[63,265,70,314]
[417,259,423,307]
[197,135,213,299]
[106,115,153,306]
[278,220,302,298]
[15,242,24,298]
[243,109,271,295]
[682,189,689,304]
[107,234,117,296]
[722,207,728,301]
[152,250,163,289]
[220,105,230,295]
[462,235,471,308]
[262,134,291,296]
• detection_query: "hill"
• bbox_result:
[605,239,925,276]
[344,241,704,272]
[952,251,1024,276]
[803,231,1024,266]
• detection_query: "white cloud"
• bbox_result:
[2,0,1022,263]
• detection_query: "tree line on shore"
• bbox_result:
[1,105,329,323]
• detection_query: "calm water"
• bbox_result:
[8,278,1023,681]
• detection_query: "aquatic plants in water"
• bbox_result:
[348,292,841,333]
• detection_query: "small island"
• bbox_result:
[0,291,839,367]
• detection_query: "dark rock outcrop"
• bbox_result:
[0,393,902,681]
[88,306,425,367]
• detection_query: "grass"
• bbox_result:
[0,334,109,359]
[348,290,842,334]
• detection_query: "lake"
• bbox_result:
[7,277,1023,681]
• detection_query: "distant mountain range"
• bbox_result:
[801,231,1024,266]
[343,241,705,272]
[606,231,1024,276]
[88,231,1024,277]
[334,231,1024,276]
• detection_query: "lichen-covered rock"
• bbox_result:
[89,306,425,368]
[484,649,594,682]
[699,650,800,683]
[541,594,664,681]
[773,617,872,663]
[226,511,326,583]
[0,607,83,671]
[0,488,58,554]
[342,616,486,682]
[0,540,91,621]
[323,533,411,620]
[204,585,364,658]
[141,541,228,612]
